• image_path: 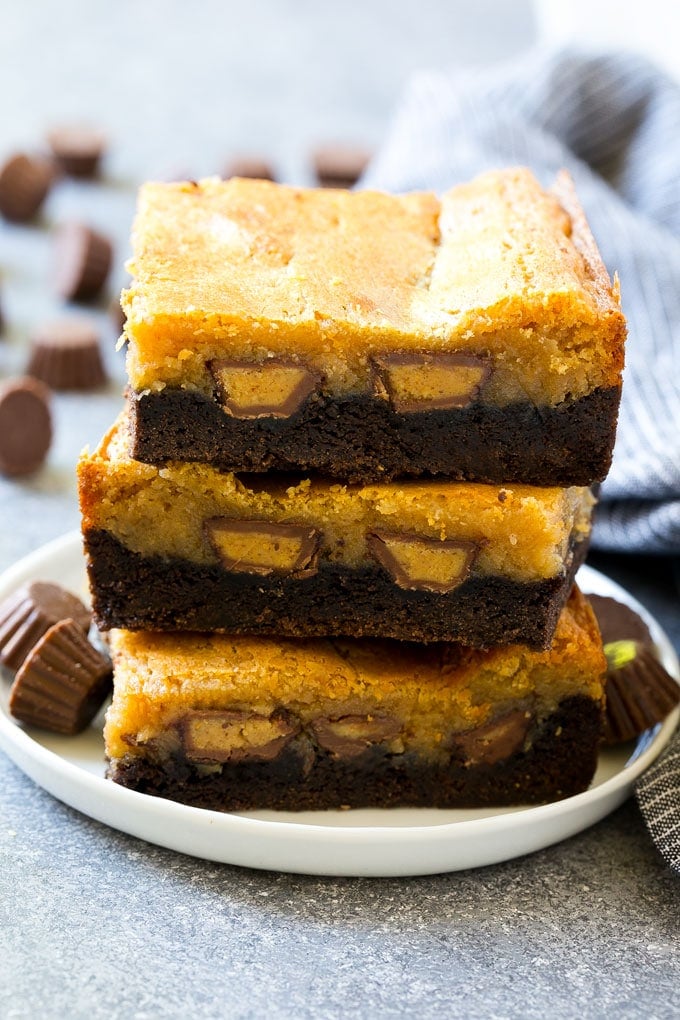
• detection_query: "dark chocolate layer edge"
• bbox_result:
[107,696,603,811]
[128,386,620,485]
[84,529,588,648]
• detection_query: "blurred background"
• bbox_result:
[1,0,677,379]
[0,0,678,535]
[0,0,538,185]
[0,0,538,396]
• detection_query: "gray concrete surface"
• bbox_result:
[1,4,679,1018]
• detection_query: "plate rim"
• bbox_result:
[0,531,678,875]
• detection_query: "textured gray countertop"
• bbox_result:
[1,4,679,1017]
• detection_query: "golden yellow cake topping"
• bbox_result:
[122,169,625,406]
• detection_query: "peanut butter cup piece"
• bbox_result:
[47,124,106,178]
[205,518,321,577]
[310,714,402,758]
[27,318,108,390]
[603,640,680,744]
[53,221,112,301]
[9,618,112,735]
[223,156,276,181]
[109,295,126,336]
[0,153,53,223]
[371,352,492,413]
[588,594,654,649]
[210,358,319,418]
[587,594,677,741]
[312,144,371,188]
[452,709,532,766]
[367,531,480,593]
[0,377,52,479]
[181,709,298,762]
[0,581,91,671]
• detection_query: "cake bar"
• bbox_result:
[105,587,605,811]
[122,168,625,484]
[78,417,595,648]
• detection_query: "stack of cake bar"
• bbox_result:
[78,167,626,811]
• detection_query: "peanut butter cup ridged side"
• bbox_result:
[0,581,91,671]
[9,619,112,735]
[27,319,108,390]
[603,640,680,744]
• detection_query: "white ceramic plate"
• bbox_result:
[0,532,677,877]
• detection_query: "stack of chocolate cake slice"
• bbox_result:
[78,167,626,810]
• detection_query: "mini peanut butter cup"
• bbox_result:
[367,531,480,593]
[588,595,679,742]
[312,144,371,188]
[27,318,107,390]
[588,594,654,649]
[452,708,533,766]
[0,581,91,671]
[371,352,492,413]
[603,640,680,744]
[47,124,106,178]
[181,709,298,763]
[9,618,112,735]
[310,714,402,759]
[223,156,276,181]
[0,377,53,478]
[53,221,113,301]
[0,153,54,223]
[109,295,126,336]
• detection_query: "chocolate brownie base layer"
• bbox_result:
[128,385,620,485]
[107,696,602,811]
[84,529,588,648]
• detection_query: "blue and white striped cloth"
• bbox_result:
[362,49,680,555]
[637,737,680,874]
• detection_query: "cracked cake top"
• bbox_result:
[121,168,625,404]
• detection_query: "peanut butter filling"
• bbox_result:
[210,359,319,418]
[78,417,595,584]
